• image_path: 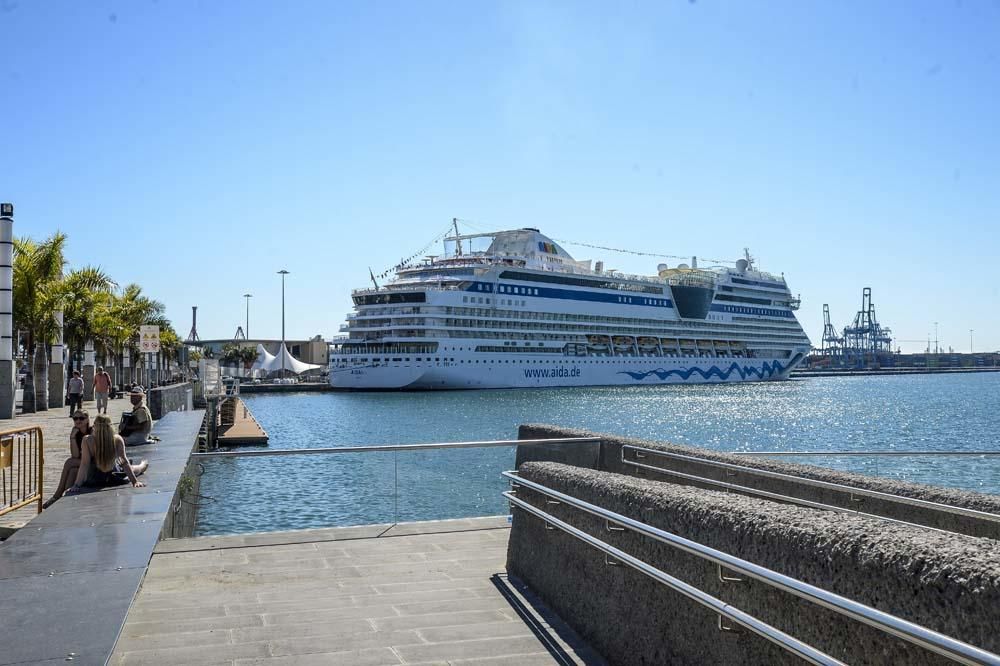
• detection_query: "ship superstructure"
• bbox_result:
[329,228,811,389]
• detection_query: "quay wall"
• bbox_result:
[507,461,1000,666]
[148,382,193,420]
[239,382,331,394]
[517,425,1000,540]
[160,431,205,539]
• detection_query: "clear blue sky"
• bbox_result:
[4,1,999,351]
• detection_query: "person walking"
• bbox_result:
[66,370,84,417]
[94,366,112,415]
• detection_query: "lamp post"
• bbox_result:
[243,293,252,339]
[277,270,289,379]
[933,321,939,354]
[970,329,974,355]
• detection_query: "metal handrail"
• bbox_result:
[620,454,960,535]
[505,492,844,666]
[504,471,1000,666]
[623,446,1000,525]
[192,436,602,458]
[0,425,44,517]
[740,451,1000,457]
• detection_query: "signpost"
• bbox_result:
[139,325,160,387]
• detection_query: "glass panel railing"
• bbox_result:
[192,437,599,536]
[195,450,395,536]
[394,445,516,523]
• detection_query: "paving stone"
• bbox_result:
[231,619,376,644]
[122,613,264,638]
[233,647,402,666]
[117,641,270,665]
[112,628,233,653]
[415,620,538,644]
[393,597,515,616]
[113,521,593,665]
[262,604,399,626]
[393,635,557,663]
[372,610,512,633]
[370,577,496,595]
[123,604,229,624]
[267,630,424,657]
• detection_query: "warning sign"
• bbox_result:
[139,325,161,353]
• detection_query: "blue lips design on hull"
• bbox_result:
[619,360,787,382]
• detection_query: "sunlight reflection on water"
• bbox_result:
[195,373,1000,535]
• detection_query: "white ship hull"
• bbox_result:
[330,226,811,391]
[331,353,802,390]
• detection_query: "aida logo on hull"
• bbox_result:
[523,367,581,379]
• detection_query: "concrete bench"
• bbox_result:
[0,410,204,666]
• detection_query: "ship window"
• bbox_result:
[463,297,468,303]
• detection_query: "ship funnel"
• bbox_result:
[594,261,604,274]
[691,256,698,269]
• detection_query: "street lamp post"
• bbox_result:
[277,270,289,379]
[243,293,252,339]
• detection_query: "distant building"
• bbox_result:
[193,335,329,366]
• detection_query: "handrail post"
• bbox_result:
[36,428,43,514]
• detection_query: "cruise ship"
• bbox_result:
[329,227,811,389]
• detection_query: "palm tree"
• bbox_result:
[13,233,67,413]
[159,327,182,382]
[111,284,165,386]
[62,266,116,386]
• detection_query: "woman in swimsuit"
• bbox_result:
[66,415,148,493]
[43,410,92,507]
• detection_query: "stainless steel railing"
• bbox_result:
[741,450,1000,457]
[192,437,601,458]
[618,447,969,534]
[504,471,1000,666]
[622,445,1000,525]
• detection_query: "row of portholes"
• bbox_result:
[367,358,733,366]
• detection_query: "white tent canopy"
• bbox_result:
[253,343,321,375]
[250,344,276,372]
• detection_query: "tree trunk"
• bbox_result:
[33,343,48,411]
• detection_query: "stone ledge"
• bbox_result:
[0,410,205,666]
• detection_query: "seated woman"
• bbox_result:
[43,410,92,508]
[66,415,148,493]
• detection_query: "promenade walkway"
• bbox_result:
[1,395,136,532]
[113,517,602,665]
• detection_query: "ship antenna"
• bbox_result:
[743,247,755,271]
[453,217,462,257]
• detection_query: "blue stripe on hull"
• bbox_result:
[619,360,786,382]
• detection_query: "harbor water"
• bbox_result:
[195,373,1000,535]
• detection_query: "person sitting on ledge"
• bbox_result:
[66,415,147,493]
[119,387,155,446]
[42,410,92,508]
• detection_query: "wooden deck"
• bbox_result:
[218,397,268,446]
[112,517,603,665]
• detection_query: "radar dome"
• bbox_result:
[677,263,689,270]
[735,259,749,272]
[656,263,668,272]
